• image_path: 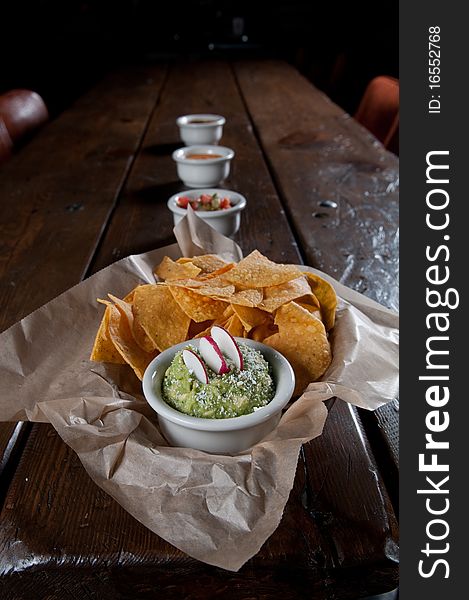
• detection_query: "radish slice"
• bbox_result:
[211,326,244,370]
[182,349,209,384]
[199,336,230,375]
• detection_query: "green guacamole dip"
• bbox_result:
[162,343,275,419]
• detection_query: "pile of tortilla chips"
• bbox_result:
[91,251,337,395]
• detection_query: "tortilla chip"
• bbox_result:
[193,325,215,339]
[222,250,301,288]
[199,263,235,280]
[92,252,337,389]
[123,290,136,303]
[90,305,125,364]
[107,303,158,379]
[229,289,263,307]
[108,293,156,353]
[303,272,337,331]
[133,285,191,351]
[167,277,236,298]
[296,301,321,315]
[224,314,246,338]
[222,305,235,319]
[259,276,312,312]
[250,320,278,342]
[184,254,229,274]
[155,256,202,281]
[168,286,228,322]
[295,292,321,309]
[264,301,332,395]
[232,305,270,332]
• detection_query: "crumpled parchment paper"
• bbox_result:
[0,210,398,571]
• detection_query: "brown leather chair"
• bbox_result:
[354,76,399,155]
[0,118,13,163]
[0,89,48,163]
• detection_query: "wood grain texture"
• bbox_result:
[234,59,399,486]
[0,424,30,488]
[373,400,399,469]
[0,422,397,599]
[233,60,399,312]
[87,60,398,590]
[0,65,167,331]
[89,60,302,274]
[0,61,398,598]
[0,65,167,520]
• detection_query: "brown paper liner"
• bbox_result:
[0,213,398,570]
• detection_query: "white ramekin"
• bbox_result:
[142,339,295,454]
[176,114,226,145]
[167,189,246,237]
[172,145,234,188]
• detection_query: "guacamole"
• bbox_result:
[162,343,275,418]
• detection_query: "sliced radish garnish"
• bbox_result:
[182,349,209,384]
[211,325,244,370]
[199,336,230,375]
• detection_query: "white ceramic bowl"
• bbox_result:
[167,189,246,237]
[142,339,295,454]
[172,145,234,188]
[176,114,226,145]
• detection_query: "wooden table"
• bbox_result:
[0,60,399,599]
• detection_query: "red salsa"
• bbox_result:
[177,193,232,211]
[188,119,218,124]
[186,153,223,160]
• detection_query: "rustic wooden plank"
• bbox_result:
[233,60,399,311]
[359,399,399,510]
[374,400,399,469]
[115,65,396,590]
[0,423,30,483]
[0,64,167,330]
[0,61,397,598]
[302,402,399,573]
[0,424,396,599]
[89,61,302,273]
[234,59,399,489]
[0,425,330,599]
[0,64,167,509]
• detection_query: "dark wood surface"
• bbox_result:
[0,64,168,512]
[0,60,399,599]
[233,60,400,506]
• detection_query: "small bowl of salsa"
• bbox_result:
[172,145,235,188]
[167,188,247,237]
[176,114,225,145]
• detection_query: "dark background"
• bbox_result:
[0,0,398,118]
